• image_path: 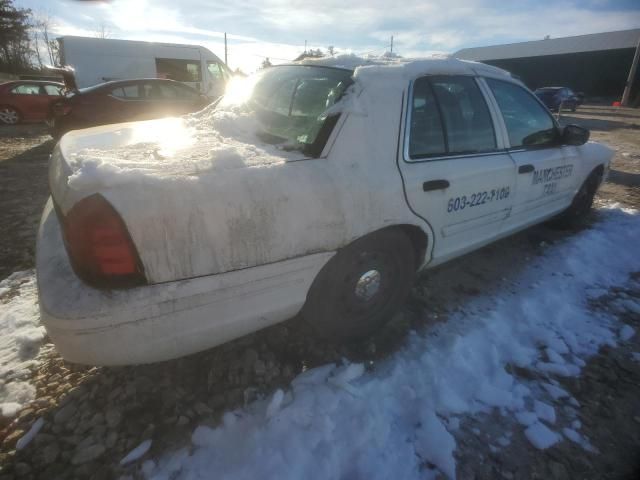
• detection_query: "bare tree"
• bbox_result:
[32,11,59,66]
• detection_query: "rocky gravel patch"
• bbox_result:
[0,309,415,479]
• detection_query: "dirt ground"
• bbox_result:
[0,106,639,479]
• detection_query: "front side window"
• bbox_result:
[486,78,557,148]
[207,62,227,82]
[408,75,496,160]
[173,83,199,99]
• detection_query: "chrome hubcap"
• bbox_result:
[355,269,381,301]
[0,108,18,124]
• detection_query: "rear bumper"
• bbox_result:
[36,199,333,365]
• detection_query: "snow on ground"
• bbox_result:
[0,271,47,417]
[146,206,640,480]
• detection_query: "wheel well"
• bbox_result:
[0,104,21,116]
[591,164,604,180]
[397,225,428,268]
[336,226,429,271]
[361,225,428,269]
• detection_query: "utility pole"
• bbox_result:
[224,32,228,66]
[390,35,394,54]
[621,34,640,107]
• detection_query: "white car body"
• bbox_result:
[37,57,613,365]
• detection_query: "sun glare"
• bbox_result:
[129,118,195,157]
[220,74,261,107]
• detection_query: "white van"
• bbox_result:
[57,36,231,98]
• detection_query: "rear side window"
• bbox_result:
[431,76,496,154]
[408,78,446,158]
[11,84,41,95]
[486,78,557,148]
[156,58,202,82]
[408,75,496,160]
[111,85,141,99]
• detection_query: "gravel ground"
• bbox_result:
[0,106,639,479]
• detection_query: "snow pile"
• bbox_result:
[0,271,47,417]
[146,207,640,480]
[65,104,297,192]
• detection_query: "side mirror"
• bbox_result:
[562,124,589,146]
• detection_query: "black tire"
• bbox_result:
[303,229,416,340]
[50,126,64,141]
[552,173,600,228]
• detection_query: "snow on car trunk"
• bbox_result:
[53,104,299,210]
[0,271,48,417]
[145,206,639,480]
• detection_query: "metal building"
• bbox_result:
[454,29,640,101]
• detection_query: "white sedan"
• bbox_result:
[36,57,612,365]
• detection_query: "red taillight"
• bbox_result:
[61,195,146,288]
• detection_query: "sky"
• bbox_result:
[15,0,640,73]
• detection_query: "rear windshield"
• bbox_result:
[535,88,559,98]
[221,65,353,154]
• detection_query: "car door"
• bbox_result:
[139,82,188,118]
[483,78,575,232]
[42,84,63,121]
[399,75,517,263]
[157,83,202,115]
[109,83,151,122]
[9,83,50,121]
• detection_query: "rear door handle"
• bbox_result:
[423,179,450,192]
[518,164,535,174]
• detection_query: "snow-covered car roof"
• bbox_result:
[296,54,514,84]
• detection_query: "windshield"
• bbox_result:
[220,65,353,154]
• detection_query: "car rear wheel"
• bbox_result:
[303,229,416,340]
[0,106,21,125]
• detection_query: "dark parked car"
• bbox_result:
[49,78,211,138]
[0,81,64,125]
[534,87,580,112]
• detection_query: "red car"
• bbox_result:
[49,77,211,138]
[0,80,64,124]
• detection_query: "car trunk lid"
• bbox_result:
[46,65,78,93]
